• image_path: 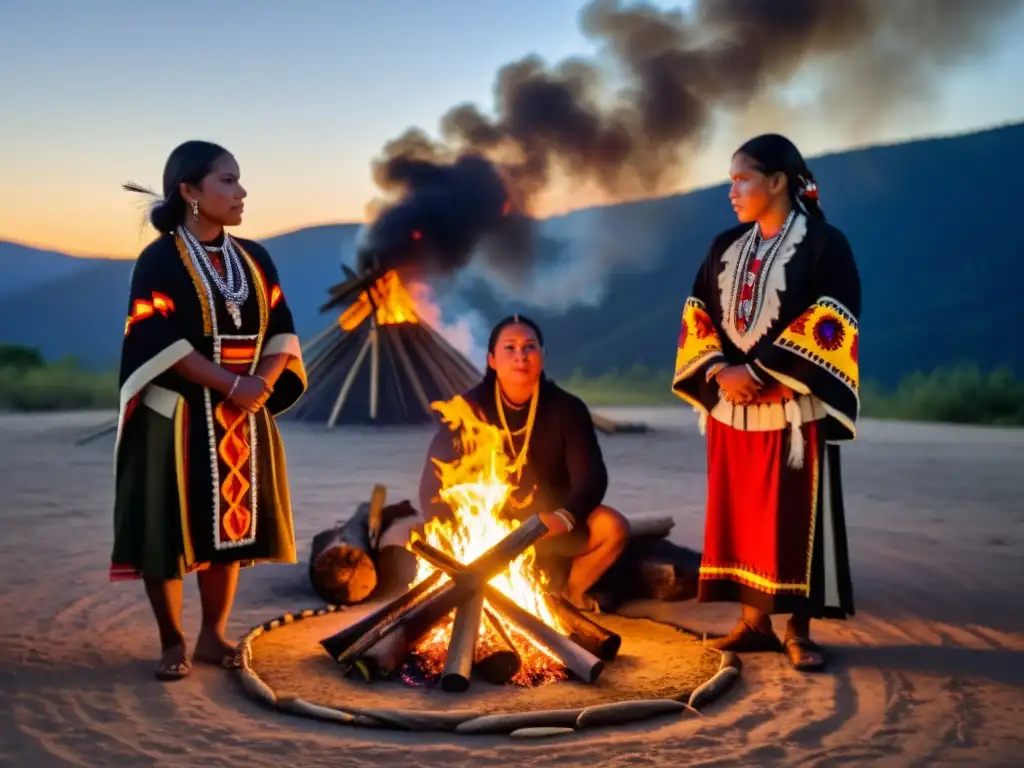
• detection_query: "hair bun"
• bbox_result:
[149,195,183,233]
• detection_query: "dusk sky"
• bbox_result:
[2,0,1023,259]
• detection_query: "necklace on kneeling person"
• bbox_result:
[495,379,539,485]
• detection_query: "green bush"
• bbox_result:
[560,363,1024,426]
[2,339,1021,425]
[560,364,676,406]
[0,343,45,370]
[0,348,118,412]
[860,365,1024,426]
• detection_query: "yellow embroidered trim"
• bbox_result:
[174,235,213,335]
[672,297,724,386]
[235,241,269,359]
[773,297,859,394]
[174,398,196,568]
[699,565,810,595]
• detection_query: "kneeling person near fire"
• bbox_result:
[418,315,630,611]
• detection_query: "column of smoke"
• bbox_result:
[361,0,1016,350]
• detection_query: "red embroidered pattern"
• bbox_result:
[735,250,769,333]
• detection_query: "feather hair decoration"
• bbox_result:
[122,180,165,235]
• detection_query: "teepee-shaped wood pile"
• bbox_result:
[284,270,482,427]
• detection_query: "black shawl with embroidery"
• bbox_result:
[113,231,307,572]
[671,213,862,441]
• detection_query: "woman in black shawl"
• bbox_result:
[111,141,307,680]
[672,134,861,671]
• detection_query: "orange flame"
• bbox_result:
[338,270,420,331]
[409,396,568,685]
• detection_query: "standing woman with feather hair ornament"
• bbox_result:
[672,134,861,672]
[111,140,308,681]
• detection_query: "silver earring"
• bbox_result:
[191,200,199,221]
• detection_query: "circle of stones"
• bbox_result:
[234,604,743,738]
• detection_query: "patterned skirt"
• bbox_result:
[699,414,855,619]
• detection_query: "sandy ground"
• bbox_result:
[254,612,721,715]
[1,407,1022,767]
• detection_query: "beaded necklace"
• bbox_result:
[177,225,250,329]
[494,378,539,484]
[729,209,795,335]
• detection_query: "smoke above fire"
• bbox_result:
[359,0,1017,306]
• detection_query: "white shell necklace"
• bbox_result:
[177,225,250,329]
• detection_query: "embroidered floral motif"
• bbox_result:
[773,297,859,394]
[673,297,724,383]
[693,309,716,339]
[789,307,814,336]
[812,314,846,352]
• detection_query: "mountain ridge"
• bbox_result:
[1,122,1021,386]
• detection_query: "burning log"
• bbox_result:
[440,593,484,692]
[474,606,521,685]
[551,595,621,662]
[332,515,549,672]
[320,570,444,661]
[409,539,605,683]
[317,391,618,690]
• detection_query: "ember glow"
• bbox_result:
[409,396,569,685]
[337,270,420,331]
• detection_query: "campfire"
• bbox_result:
[320,396,622,692]
[338,269,420,331]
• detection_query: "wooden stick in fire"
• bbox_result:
[440,593,484,692]
[332,515,549,672]
[475,606,522,684]
[319,570,444,661]
[551,595,622,662]
[407,541,621,662]
[409,539,605,683]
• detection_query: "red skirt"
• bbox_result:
[699,418,854,619]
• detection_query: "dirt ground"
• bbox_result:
[1,407,1022,767]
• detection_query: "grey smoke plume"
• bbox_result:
[372,0,1018,306]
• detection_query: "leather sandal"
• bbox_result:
[709,619,783,652]
[784,636,827,671]
[154,647,192,681]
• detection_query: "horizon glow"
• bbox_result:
[1,0,1022,259]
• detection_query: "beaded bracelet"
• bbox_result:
[227,375,241,400]
[553,509,575,532]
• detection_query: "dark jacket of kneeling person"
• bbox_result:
[418,376,609,531]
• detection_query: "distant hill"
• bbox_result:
[0,241,93,298]
[1,122,1021,386]
[0,225,362,368]
[461,122,1024,387]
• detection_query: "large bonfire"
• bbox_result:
[338,269,420,331]
[408,394,570,685]
[317,270,617,689]
[329,269,573,685]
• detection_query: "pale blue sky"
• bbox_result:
[1,0,1022,256]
